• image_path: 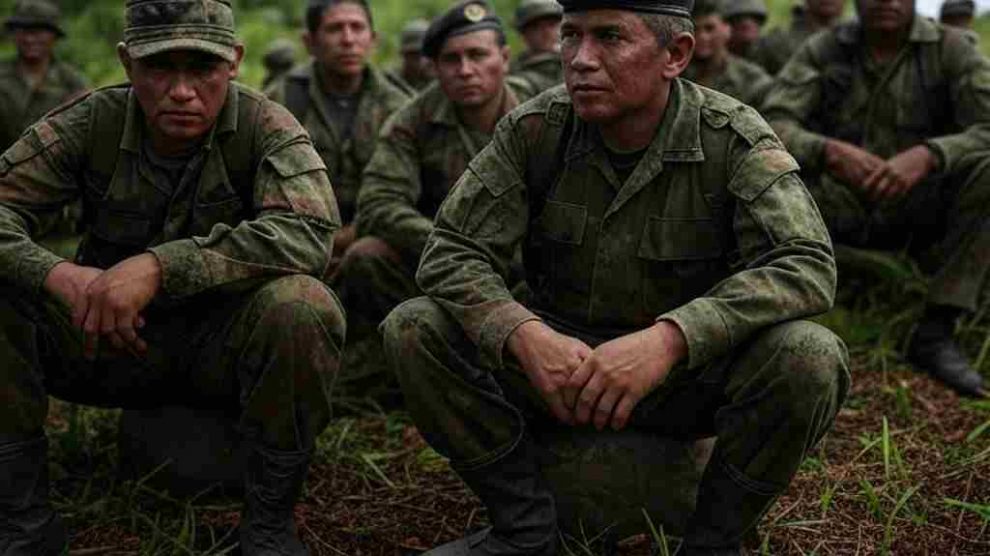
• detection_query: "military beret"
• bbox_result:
[422,1,504,58]
[5,0,64,37]
[722,0,767,22]
[940,0,975,18]
[123,0,238,63]
[557,0,695,18]
[515,0,564,30]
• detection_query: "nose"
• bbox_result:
[568,36,599,73]
[341,26,355,45]
[168,72,197,103]
[455,57,474,78]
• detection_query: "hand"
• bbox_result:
[862,145,936,202]
[565,321,687,431]
[43,261,104,323]
[824,139,885,191]
[332,223,357,258]
[77,253,162,359]
[506,320,593,425]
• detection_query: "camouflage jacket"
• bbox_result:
[0,57,87,152]
[752,20,822,75]
[762,17,990,177]
[511,50,564,93]
[416,80,836,370]
[0,83,340,300]
[267,63,409,222]
[356,78,534,263]
[682,54,774,108]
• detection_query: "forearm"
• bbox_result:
[925,124,990,175]
[357,184,434,261]
[0,205,66,292]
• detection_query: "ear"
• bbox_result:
[116,42,133,79]
[228,43,245,79]
[661,32,694,79]
[500,44,511,71]
[302,30,316,57]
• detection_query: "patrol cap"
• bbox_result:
[515,0,564,30]
[557,0,695,18]
[693,0,724,17]
[422,1,504,58]
[263,38,296,71]
[940,0,975,18]
[123,0,239,63]
[723,0,768,22]
[4,0,64,37]
[400,18,430,53]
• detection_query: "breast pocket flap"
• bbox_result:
[537,200,587,246]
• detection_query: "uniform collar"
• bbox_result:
[120,82,238,153]
[836,14,940,45]
[430,81,521,129]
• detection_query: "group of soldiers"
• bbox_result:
[0,0,987,555]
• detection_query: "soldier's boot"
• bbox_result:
[906,306,987,398]
[425,438,557,556]
[680,460,777,556]
[239,444,311,556]
[0,436,67,555]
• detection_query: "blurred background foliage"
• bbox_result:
[0,0,987,88]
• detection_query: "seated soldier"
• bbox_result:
[385,19,434,94]
[763,0,990,399]
[682,0,773,108]
[268,0,409,270]
[383,0,849,554]
[939,0,980,44]
[510,0,565,92]
[753,0,845,75]
[331,0,534,333]
[0,1,344,553]
[261,38,297,90]
[723,0,767,59]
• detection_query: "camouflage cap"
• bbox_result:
[263,38,296,70]
[400,18,430,53]
[722,0,767,22]
[5,0,64,37]
[515,0,563,30]
[123,0,238,63]
[940,0,975,18]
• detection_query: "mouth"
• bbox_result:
[161,112,200,122]
[571,84,608,94]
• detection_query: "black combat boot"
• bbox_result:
[425,437,557,556]
[680,460,777,556]
[0,436,67,556]
[907,306,987,398]
[239,445,311,556]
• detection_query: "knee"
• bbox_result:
[251,275,346,346]
[335,237,400,281]
[381,297,457,380]
[760,321,850,409]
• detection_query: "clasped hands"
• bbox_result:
[42,253,163,360]
[506,319,687,431]
[824,140,937,202]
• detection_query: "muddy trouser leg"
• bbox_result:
[330,236,419,336]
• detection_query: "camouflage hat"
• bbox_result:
[422,1,504,58]
[692,0,725,17]
[515,0,563,30]
[123,0,238,63]
[4,0,64,37]
[400,18,430,53]
[723,0,767,22]
[940,0,975,18]
[263,38,296,71]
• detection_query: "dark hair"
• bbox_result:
[305,0,373,34]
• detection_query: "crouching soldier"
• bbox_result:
[383,0,850,554]
[0,0,344,553]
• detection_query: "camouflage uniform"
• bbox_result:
[763,17,990,315]
[752,19,822,75]
[683,54,774,108]
[267,63,409,224]
[510,0,564,93]
[384,79,848,550]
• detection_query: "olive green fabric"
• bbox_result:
[682,54,773,108]
[0,58,86,153]
[763,17,990,311]
[751,19,824,75]
[511,50,564,93]
[123,0,238,63]
[267,64,410,223]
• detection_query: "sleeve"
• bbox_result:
[148,102,341,299]
[355,108,435,262]
[415,115,540,370]
[762,43,831,174]
[0,107,87,292]
[659,136,837,369]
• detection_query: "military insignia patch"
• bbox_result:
[464,3,487,22]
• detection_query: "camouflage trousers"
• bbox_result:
[0,275,345,451]
[330,236,420,334]
[384,297,849,494]
[806,154,990,311]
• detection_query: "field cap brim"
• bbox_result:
[126,36,237,62]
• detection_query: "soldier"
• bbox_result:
[683,0,774,107]
[763,0,990,398]
[511,0,565,92]
[723,0,768,59]
[261,37,297,90]
[268,0,409,267]
[940,0,976,29]
[385,18,434,93]
[754,0,845,75]
[331,0,535,333]
[0,0,87,153]
[0,0,345,553]
[382,0,849,554]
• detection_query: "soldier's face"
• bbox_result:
[560,11,686,125]
[857,0,914,33]
[123,49,243,146]
[522,16,563,53]
[305,2,376,79]
[435,30,510,109]
[941,13,973,28]
[727,16,762,52]
[693,14,730,60]
[808,0,846,20]
[13,27,57,64]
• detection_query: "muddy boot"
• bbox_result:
[239,445,311,556]
[426,438,557,556]
[907,306,987,398]
[681,460,776,556]
[0,436,67,556]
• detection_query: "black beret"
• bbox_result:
[557,0,694,18]
[422,0,504,58]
